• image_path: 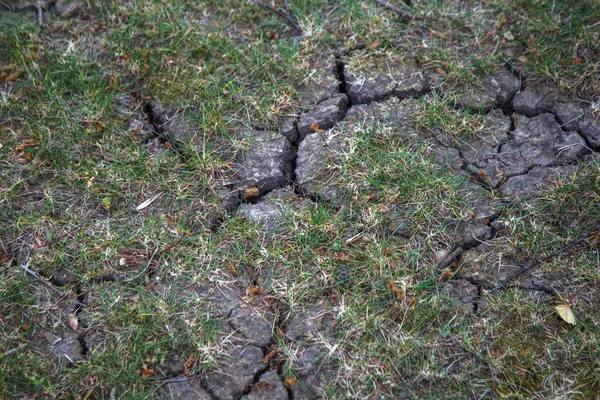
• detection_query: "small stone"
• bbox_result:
[295,128,344,201]
[202,345,267,400]
[54,0,83,17]
[236,202,284,231]
[488,70,521,107]
[551,97,585,131]
[289,343,337,399]
[457,88,497,112]
[158,376,212,400]
[578,113,600,151]
[344,56,428,104]
[278,115,299,144]
[234,131,294,196]
[285,305,334,342]
[297,94,349,141]
[240,371,287,400]
[298,56,341,107]
[512,85,556,117]
[454,221,491,249]
[228,307,274,346]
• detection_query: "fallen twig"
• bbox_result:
[435,247,464,271]
[373,0,410,17]
[489,222,600,292]
[21,261,66,296]
[249,0,303,36]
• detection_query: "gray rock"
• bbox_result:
[240,371,287,400]
[54,0,83,17]
[236,202,284,231]
[386,212,412,238]
[149,101,197,143]
[160,354,186,377]
[344,57,428,104]
[298,56,341,107]
[285,305,334,342]
[278,115,299,144]
[458,109,511,168]
[297,94,349,141]
[500,164,579,201]
[295,128,344,201]
[444,280,478,304]
[488,70,521,107]
[196,285,243,315]
[551,98,586,131]
[290,344,337,399]
[343,97,418,128]
[42,330,85,366]
[234,131,294,196]
[454,220,491,249]
[430,141,464,171]
[512,85,556,116]
[202,345,267,400]
[158,376,212,400]
[457,88,497,113]
[228,307,274,346]
[260,186,297,200]
[467,113,588,187]
[579,113,600,150]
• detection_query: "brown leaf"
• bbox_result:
[369,40,379,49]
[184,355,196,375]
[283,377,297,388]
[66,313,79,331]
[309,122,324,133]
[263,349,277,364]
[243,186,260,198]
[140,367,154,377]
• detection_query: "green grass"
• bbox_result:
[1,0,599,398]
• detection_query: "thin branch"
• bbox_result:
[21,261,66,296]
[373,0,410,17]
[249,0,303,36]
[489,222,600,292]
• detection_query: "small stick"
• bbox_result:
[21,261,66,296]
[436,247,464,271]
[489,222,600,292]
[373,0,410,17]
[249,0,303,36]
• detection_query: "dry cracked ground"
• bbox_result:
[1,1,600,399]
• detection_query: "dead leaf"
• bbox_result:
[283,377,297,388]
[434,67,446,76]
[309,122,324,133]
[136,193,160,211]
[184,355,196,375]
[243,186,260,198]
[554,304,575,325]
[140,367,154,377]
[263,349,277,364]
[66,313,79,331]
[369,40,379,49]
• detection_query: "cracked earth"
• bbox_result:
[23,45,600,399]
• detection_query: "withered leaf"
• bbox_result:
[309,122,324,133]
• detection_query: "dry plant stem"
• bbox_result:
[21,261,66,296]
[435,247,464,271]
[489,222,600,292]
[249,0,303,36]
[373,0,410,17]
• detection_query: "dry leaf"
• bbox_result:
[263,349,277,364]
[243,186,260,198]
[140,367,154,377]
[283,377,297,388]
[554,304,575,325]
[136,193,160,211]
[309,122,324,133]
[184,355,196,375]
[66,313,79,331]
[369,40,379,49]
[434,67,446,76]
